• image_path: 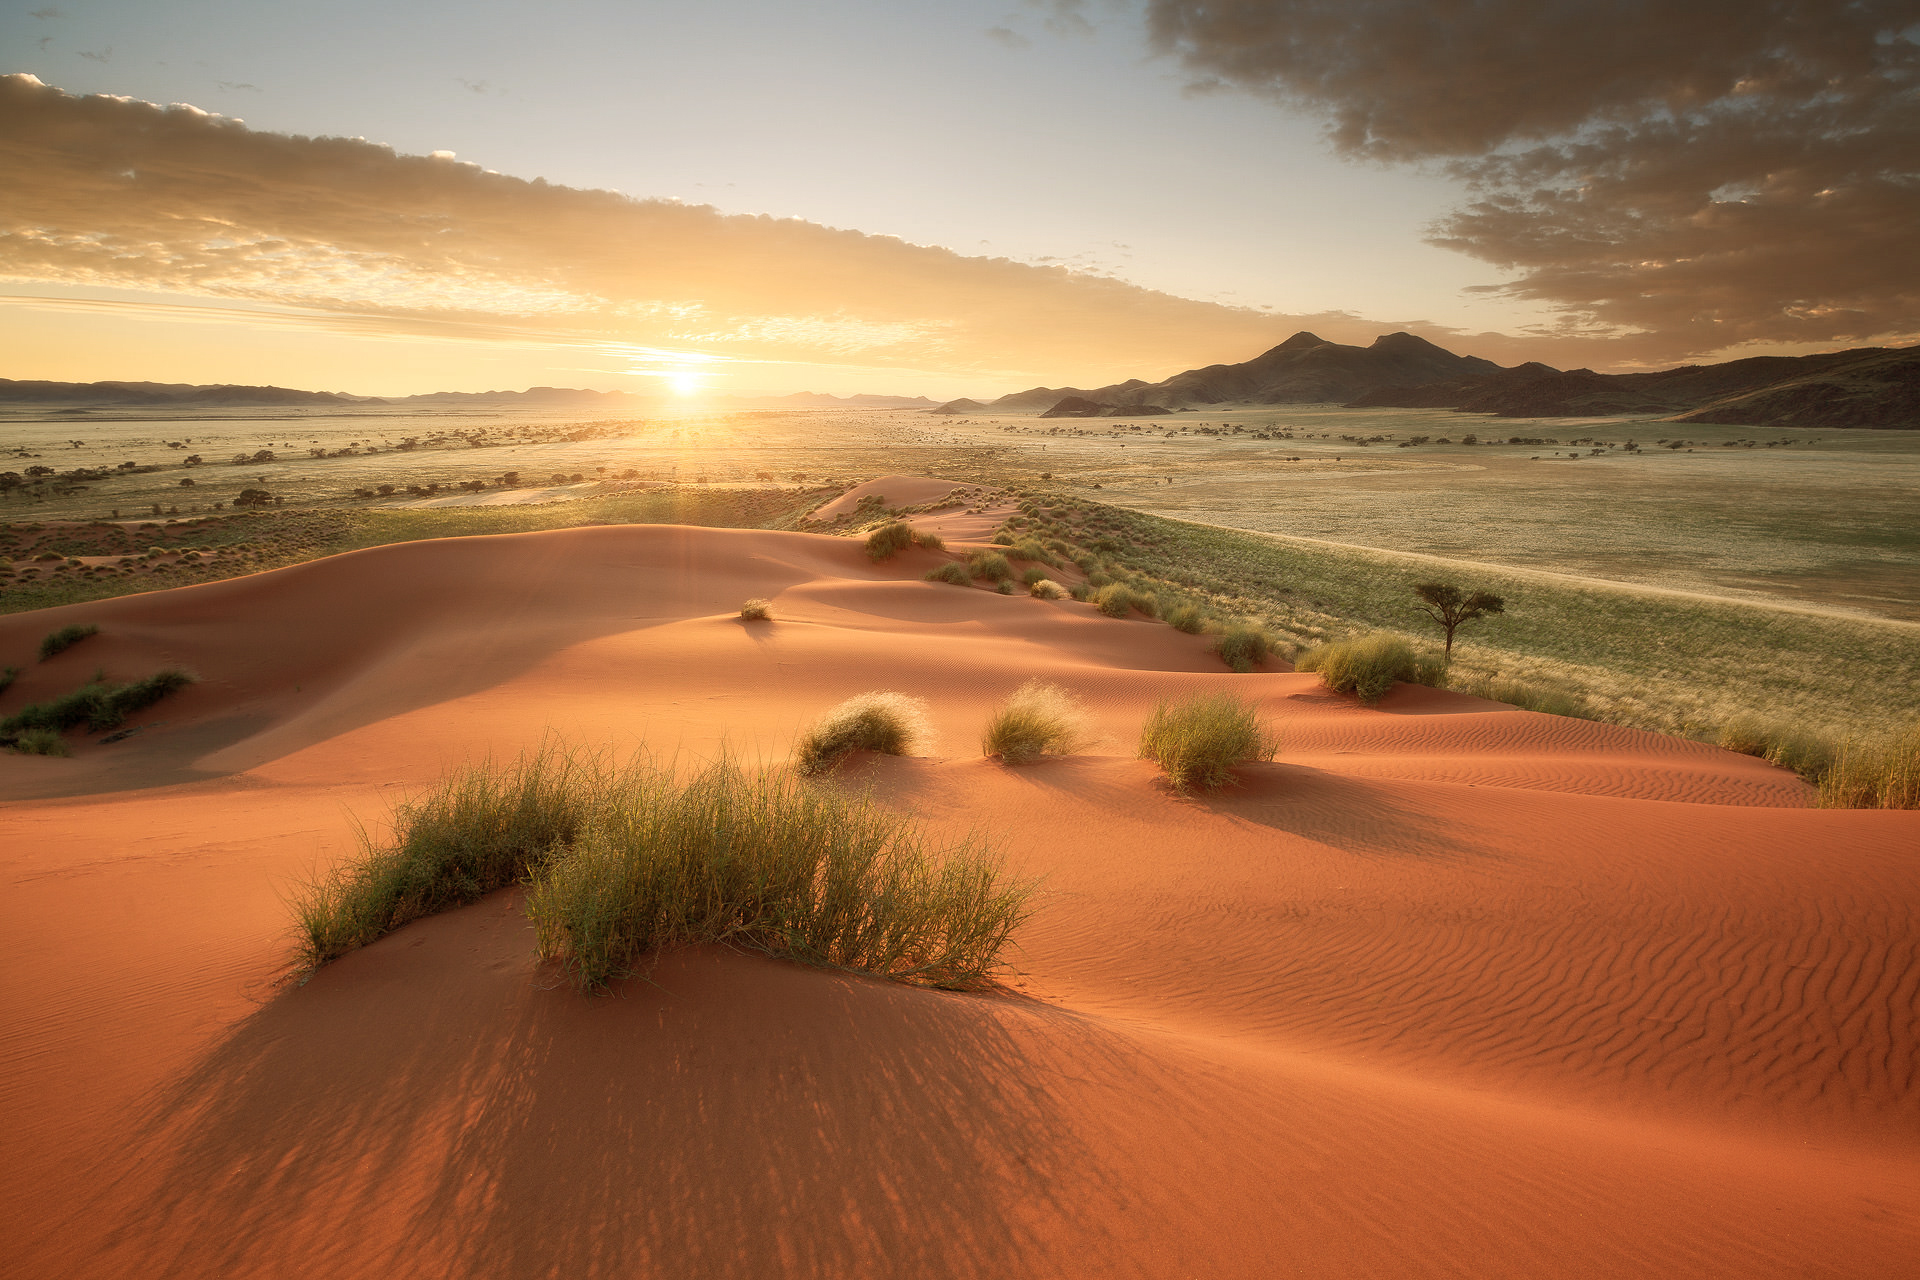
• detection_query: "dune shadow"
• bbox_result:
[69,916,1162,1280]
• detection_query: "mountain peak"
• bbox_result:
[1271,331,1330,352]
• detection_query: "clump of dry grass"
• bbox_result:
[1028,578,1067,600]
[1138,692,1278,792]
[967,550,1013,583]
[1718,713,1833,777]
[38,623,98,661]
[1818,722,1920,809]
[1451,672,1594,720]
[793,691,934,775]
[925,561,971,585]
[1092,582,1153,618]
[1296,633,1442,706]
[1213,623,1273,672]
[982,680,1092,763]
[738,598,773,621]
[865,521,915,560]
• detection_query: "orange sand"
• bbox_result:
[1,519,1916,1278]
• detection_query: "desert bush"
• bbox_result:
[996,580,1014,594]
[526,757,1032,990]
[1021,565,1050,586]
[38,623,98,661]
[967,550,1013,583]
[793,691,934,775]
[1718,714,1834,778]
[1818,722,1920,809]
[739,598,773,621]
[1448,672,1592,719]
[982,679,1092,764]
[1138,693,1279,792]
[1163,601,1209,634]
[1008,539,1056,566]
[924,561,972,586]
[1086,569,1114,589]
[9,727,69,757]
[1028,579,1067,600]
[1297,633,1423,706]
[865,521,915,560]
[991,530,1015,546]
[0,665,17,695]
[1069,582,1091,602]
[1214,624,1273,672]
[1092,583,1151,618]
[912,529,946,551]
[293,745,610,966]
[0,669,194,739]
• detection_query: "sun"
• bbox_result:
[668,371,701,396]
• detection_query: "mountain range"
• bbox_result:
[0,381,937,412]
[956,332,1919,428]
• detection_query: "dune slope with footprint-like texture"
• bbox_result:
[1,508,1916,1279]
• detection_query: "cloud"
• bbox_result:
[1,73,1405,386]
[1146,0,1920,358]
[984,26,1031,50]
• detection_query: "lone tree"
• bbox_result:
[1413,582,1505,659]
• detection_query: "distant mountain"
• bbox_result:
[991,331,1502,413]
[0,378,379,407]
[725,391,936,410]
[928,397,987,414]
[1349,343,1920,427]
[398,386,647,407]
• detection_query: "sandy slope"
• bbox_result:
[1,520,1916,1279]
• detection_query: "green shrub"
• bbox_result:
[996,579,1014,594]
[991,530,1015,546]
[967,550,1013,583]
[526,757,1032,991]
[1450,673,1593,719]
[1086,569,1114,589]
[9,727,69,757]
[1138,693,1279,792]
[793,691,933,775]
[1718,714,1834,778]
[865,521,915,560]
[739,598,773,621]
[1164,602,1209,634]
[1069,582,1091,602]
[0,665,18,696]
[1092,583,1150,618]
[1818,722,1920,809]
[1021,565,1050,586]
[1296,633,1422,706]
[1008,539,1056,566]
[0,669,194,739]
[38,623,98,661]
[1028,579,1067,600]
[982,679,1092,764]
[1214,624,1273,672]
[912,529,946,551]
[925,561,971,585]
[293,744,597,966]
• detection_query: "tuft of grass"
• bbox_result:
[1450,673,1592,719]
[1138,693,1279,793]
[1007,539,1056,566]
[1021,565,1051,586]
[982,679,1092,763]
[1214,623,1273,672]
[1718,713,1833,777]
[1092,582,1152,618]
[925,561,972,585]
[526,757,1033,991]
[739,598,773,621]
[967,550,1014,582]
[292,743,600,967]
[9,727,70,757]
[0,665,18,696]
[1295,633,1436,706]
[912,528,946,551]
[0,668,194,739]
[865,521,916,560]
[793,691,934,775]
[38,623,98,661]
[1817,722,1920,809]
[1028,578,1067,600]
[1164,602,1209,634]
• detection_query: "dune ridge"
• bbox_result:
[1,520,1916,1278]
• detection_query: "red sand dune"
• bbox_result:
[2,520,1917,1278]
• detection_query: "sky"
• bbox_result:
[2,0,1915,399]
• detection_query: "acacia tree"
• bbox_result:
[1413,582,1505,659]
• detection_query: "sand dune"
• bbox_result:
[2,519,1916,1278]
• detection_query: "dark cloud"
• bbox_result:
[1148,0,1920,358]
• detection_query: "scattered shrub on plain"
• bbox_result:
[924,562,972,586]
[982,679,1092,764]
[1718,714,1834,778]
[738,598,773,621]
[526,757,1033,991]
[793,691,934,775]
[1138,693,1279,793]
[865,521,916,561]
[38,623,98,661]
[1297,633,1427,706]
[1028,578,1067,600]
[967,550,1013,583]
[1214,624,1273,672]
[1817,722,1920,809]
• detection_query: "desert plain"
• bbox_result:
[1,456,1917,1278]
